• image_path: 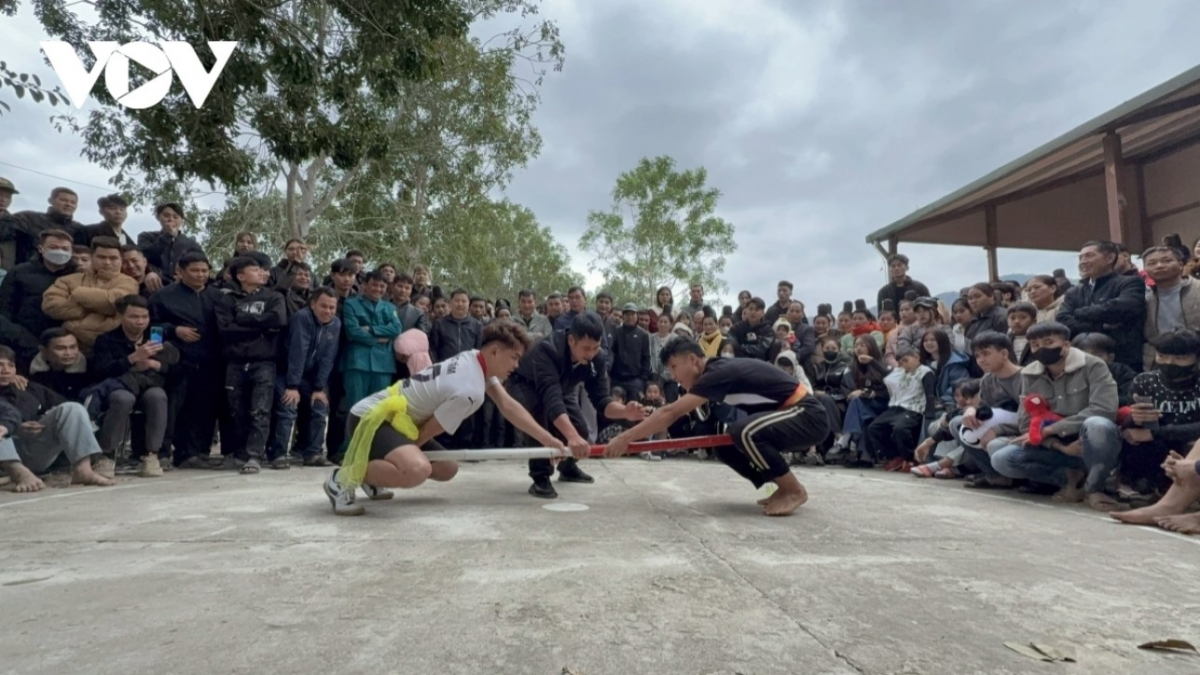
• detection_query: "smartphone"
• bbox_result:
[149,326,163,344]
[1132,394,1159,431]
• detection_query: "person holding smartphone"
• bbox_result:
[90,294,180,477]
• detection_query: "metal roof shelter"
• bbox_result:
[866,65,1200,280]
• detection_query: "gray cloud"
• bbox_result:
[5,0,1200,307]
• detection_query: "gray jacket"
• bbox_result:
[513,311,554,341]
[1017,347,1117,439]
[1143,277,1200,369]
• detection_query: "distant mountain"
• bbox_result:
[935,274,1038,307]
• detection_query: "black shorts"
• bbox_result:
[346,414,445,461]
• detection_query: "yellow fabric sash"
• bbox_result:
[338,382,420,488]
[698,330,723,358]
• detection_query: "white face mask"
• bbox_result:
[43,249,73,266]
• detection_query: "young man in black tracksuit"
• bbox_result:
[215,256,288,474]
[505,312,645,499]
[610,302,652,401]
[149,251,224,468]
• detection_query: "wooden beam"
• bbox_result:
[1136,163,1153,251]
[985,205,999,282]
[1103,132,1127,243]
[1103,92,1200,131]
[887,236,898,256]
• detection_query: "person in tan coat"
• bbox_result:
[42,237,138,351]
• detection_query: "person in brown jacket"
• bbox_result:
[41,237,139,351]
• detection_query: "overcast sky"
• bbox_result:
[4,0,1200,309]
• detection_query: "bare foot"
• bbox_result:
[91,456,116,479]
[71,468,115,487]
[1164,457,1199,485]
[8,463,45,493]
[762,484,808,516]
[1156,512,1200,535]
[1113,499,1186,524]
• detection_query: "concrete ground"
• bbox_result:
[3,458,1200,675]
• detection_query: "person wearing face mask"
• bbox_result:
[1112,329,1200,497]
[988,321,1122,511]
[0,228,79,366]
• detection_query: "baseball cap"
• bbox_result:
[913,296,937,310]
[0,178,18,194]
[622,302,638,312]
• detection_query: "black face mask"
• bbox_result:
[823,351,839,363]
[1033,346,1063,366]
[1160,363,1198,388]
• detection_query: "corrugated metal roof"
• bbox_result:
[866,64,1200,244]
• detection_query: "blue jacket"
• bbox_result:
[283,307,341,391]
[934,350,973,411]
[342,296,402,374]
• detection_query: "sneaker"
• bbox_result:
[557,464,594,484]
[139,454,164,478]
[303,455,332,467]
[361,483,394,501]
[528,478,558,499]
[638,452,661,462]
[323,470,365,516]
[160,456,174,472]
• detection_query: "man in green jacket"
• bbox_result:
[342,270,403,406]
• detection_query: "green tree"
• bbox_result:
[28,0,559,240]
[580,155,736,307]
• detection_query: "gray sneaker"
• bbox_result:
[323,470,365,516]
[361,483,394,501]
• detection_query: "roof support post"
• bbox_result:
[985,204,999,282]
[1103,131,1128,244]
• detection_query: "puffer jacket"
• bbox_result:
[41,270,139,350]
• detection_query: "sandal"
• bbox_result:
[910,462,940,478]
[240,459,261,474]
[270,457,290,470]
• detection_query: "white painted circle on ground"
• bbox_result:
[542,502,589,512]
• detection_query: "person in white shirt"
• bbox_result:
[323,322,576,516]
[864,348,936,470]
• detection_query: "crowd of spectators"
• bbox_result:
[0,179,1198,534]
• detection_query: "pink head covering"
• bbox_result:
[393,329,432,374]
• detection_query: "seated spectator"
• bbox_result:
[767,317,796,364]
[0,345,113,492]
[896,296,947,354]
[965,282,1008,341]
[830,335,890,466]
[89,295,179,477]
[879,303,899,366]
[0,228,79,364]
[949,297,973,352]
[1071,332,1135,406]
[695,311,731,360]
[1025,275,1064,323]
[216,256,288,475]
[809,336,854,404]
[1006,301,1037,366]
[837,306,855,352]
[911,378,983,478]
[41,236,139,351]
[918,328,972,413]
[849,301,884,350]
[728,296,773,360]
[1112,441,1200,534]
[960,331,1025,489]
[1057,240,1147,372]
[270,288,341,469]
[1119,329,1200,496]
[137,202,203,285]
[1142,245,1200,369]
[785,301,816,364]
[989,321,1121,511]
[866,348,935,471]
[811,312,835,347]
[29,328,94,402]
